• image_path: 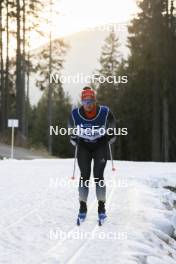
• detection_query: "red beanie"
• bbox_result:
[81,87,96,100]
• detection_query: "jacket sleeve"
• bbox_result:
[68,112,78,147]
[106,110,117,144]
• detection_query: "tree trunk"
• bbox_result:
[5,0,9,123]
[48,29,52,154]
[163,94,169,161]
[16,0,25,144]
[47,0,53,154]
[152,74,161,161]
[21,0,26,139]
[0,0,5,134]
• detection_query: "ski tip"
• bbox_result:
[77,218,80,226]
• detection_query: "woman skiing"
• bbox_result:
[68,87,116,225]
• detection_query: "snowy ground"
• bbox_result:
[0,159,176,264]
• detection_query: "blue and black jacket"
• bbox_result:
[68,105,117,146]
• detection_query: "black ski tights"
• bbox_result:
[77,138,108,203]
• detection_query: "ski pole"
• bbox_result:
[71,144,78,180]
[109,143,116,171]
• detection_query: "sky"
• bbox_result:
[57,0,138,35]
[33,0,138,48]
[7,0,138,57]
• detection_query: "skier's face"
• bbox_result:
[82,99,96,112]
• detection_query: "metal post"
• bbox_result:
[11,126,14,159]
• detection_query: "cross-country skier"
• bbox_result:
[68,87,116,225]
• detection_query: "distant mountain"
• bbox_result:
[30,23,129,105]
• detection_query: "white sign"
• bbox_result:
[8,119,19,128]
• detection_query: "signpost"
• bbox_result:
[8,119,19,159]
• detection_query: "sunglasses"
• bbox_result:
[82,99,95,106]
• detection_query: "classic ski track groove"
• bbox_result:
[64,176,116,264]
[1,187,50,234]
[44,195,98,259]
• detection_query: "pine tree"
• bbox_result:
[124,0,176,161]
[30,83,72,157]
[96,29,120,110]
[0,0,47,144]
[32,38,69,155]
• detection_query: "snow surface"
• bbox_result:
[0,159,176,264]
